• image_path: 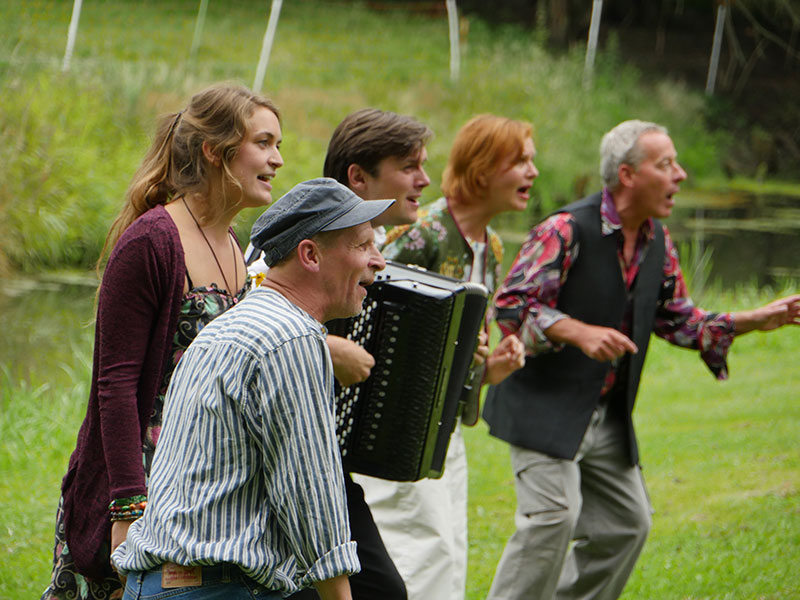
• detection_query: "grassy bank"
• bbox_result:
[2,281,798,599]
[1,0,731,272]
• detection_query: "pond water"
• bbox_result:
[1,275,97,390]
[667,190,800,286]
[2,191,798,388]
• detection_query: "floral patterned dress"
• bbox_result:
[42,282,246,600]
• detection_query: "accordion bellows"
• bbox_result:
[327,261,487,481]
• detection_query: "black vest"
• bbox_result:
[483,193,665,465]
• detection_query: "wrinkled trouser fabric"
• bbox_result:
[488,404,652,600]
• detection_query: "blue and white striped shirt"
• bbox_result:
[112,286,360,594]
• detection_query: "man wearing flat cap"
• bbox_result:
[112,178,393,600]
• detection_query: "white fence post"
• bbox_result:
[62,0,84,72]
[705,1,728,96]
[583,0,604,89]
[446,0,460,82]
[253,0,283,93]
[190,0,210,61]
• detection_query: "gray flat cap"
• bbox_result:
[250,177,394,267]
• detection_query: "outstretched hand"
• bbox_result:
[734,294,800,334]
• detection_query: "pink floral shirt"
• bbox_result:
[493,188,735,387]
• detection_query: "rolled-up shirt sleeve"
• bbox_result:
[653,228,735,379]
[492,213,578,355]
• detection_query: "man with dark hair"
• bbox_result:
[247,109,433,600]
[324,108,431,198]
[113,178,393,600]
[483,119,800,600]
[319,108,432,388]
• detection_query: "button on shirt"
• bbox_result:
[112,286,360,594]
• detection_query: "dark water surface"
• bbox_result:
[1,275,96,389]
[668,190,800,285]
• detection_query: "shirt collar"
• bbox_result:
[601,187,655,241]
[445,196,485,246]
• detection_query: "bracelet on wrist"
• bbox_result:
[108,495,147,521]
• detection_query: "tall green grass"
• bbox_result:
[1,0,730,272]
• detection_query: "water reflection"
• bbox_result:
[1,276,96,388]
[669,191,800,286]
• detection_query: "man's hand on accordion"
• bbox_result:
[327,334,376,387]
[485,334,526,385]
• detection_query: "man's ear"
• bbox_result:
[295,239,322,272]
[347,164,369,195]
[202,141,221,167]
[618,163,636,188]
[476,172,488,188]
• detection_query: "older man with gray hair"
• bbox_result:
[482,120,800,600]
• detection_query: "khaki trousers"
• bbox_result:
[487,404,652,600]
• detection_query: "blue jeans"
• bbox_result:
[121,564,282,600]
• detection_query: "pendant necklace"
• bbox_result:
[183,197,238,297]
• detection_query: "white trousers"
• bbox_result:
[353,423,468,600]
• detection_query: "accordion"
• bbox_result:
[326,260,488,482]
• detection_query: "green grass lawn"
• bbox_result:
[466,297,800,600]
[2,286,798,599]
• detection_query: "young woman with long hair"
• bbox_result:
[41,83,284,600]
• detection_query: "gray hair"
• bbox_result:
[599,120,668,188]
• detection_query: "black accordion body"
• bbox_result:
[326,260,488,482]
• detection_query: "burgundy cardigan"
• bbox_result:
[61,205,186,579]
